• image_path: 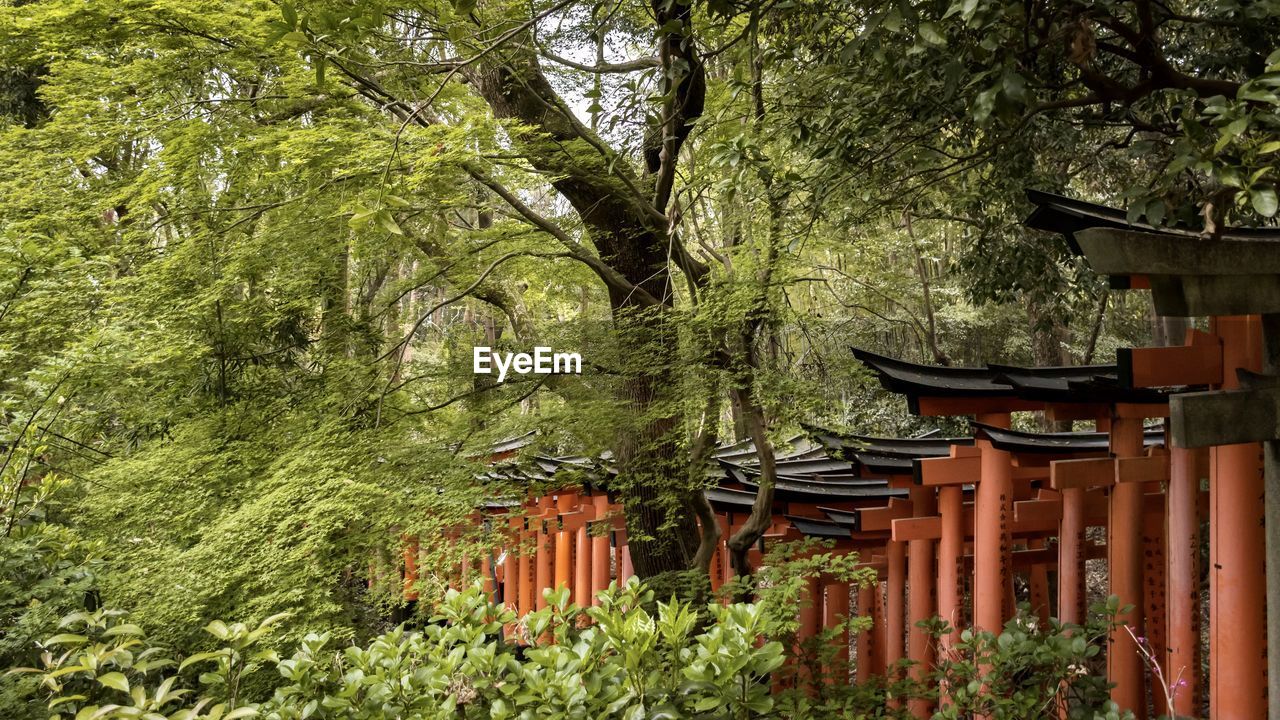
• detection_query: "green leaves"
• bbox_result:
[347,205,403,235]
[95,672,129,693]
[1252,187,1279,218]
[43,634,89,647]
[30,581,807,719]
[374,210,404,236]
[917,22,945,46]
[925,601,1134,719]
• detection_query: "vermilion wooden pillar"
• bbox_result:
[886,540,906,678]
[938,485,963,646]
[553,493,576,597]
[574,524,591,606]
[1210,316,1266,719]
[534,519,552,610]
[709,542,723,592]
[722,536,734,591]
[554,524,572,594]
[591,495,610,604]
[519,519,535,615]
[402,536,420,601]
[873,581,889,675]
[503,533,519,610]
[936,483,963,713]
[974,412,1013,633]
[1107,416,1146,719]
[797,575,822,691]
[1165,445,1200,717]
[1142,502,1168,711]
[907,486,937,718]
[799,575,821,640]
[855,583,876,683]
[1058,486,1086,625]
[824,577,852,677]
[481,553,494,595]
[619,532,634,581]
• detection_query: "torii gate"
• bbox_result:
[852,346,1179,718]
[1064,224,1278,719]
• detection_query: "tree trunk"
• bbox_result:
[466,42,708,586]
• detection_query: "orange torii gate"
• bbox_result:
[391,405,1194,716]
[806,428,973,687]
[1028,188,1280,718]
[396,414,1182,697]
[851,346,1180,719]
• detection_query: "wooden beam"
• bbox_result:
[1119,343,1223,388]
[1152,274,1280,317]
[1171,386,1280,448]
[892,496,1106,541]
[1013,498,1061,529]
[1116,454,1170,484]
[892,515,940,542]
[860,500,913,531]
[1050,457,1117,490]
[1013,466,1049,481]
[1045,403,1109,422]
[1115,402,1170,419]
[1109,418,1147,718]
[915,455,978,486]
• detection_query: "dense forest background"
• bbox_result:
[1,0,1277,715]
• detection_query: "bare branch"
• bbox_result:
[537,47,659,73]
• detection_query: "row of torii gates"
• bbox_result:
[398,191,1280,719]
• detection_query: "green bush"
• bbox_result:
[922,599,1134,720]
[16,582,793,720]
[7,530,1139,720]
[0,473,103,720]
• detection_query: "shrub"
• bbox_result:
[17,582,791,720]
[0,474,103,720]
[11,545,1139,720]
[923,598,1135,720]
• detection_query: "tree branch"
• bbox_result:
[537,47,659,73]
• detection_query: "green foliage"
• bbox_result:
[0,471,103,720]
[11,607,284,720]
[924,598,1134,720]
[4,513,1144,720]
[76,411,486,652]
[0,1,1252,715]
[23,582,796,720]
[720,541,886,717]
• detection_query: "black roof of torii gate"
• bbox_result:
[971,421,1165,454]
[852,347,1174,413]
[1024,188,1280,250]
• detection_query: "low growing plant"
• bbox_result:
[16,581,793,720]
[924,597,1135,720]
[0,470,104,720]
[12,561,1146,720]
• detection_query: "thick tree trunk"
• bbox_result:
[466,42,709,587]
[615,365,703,578]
